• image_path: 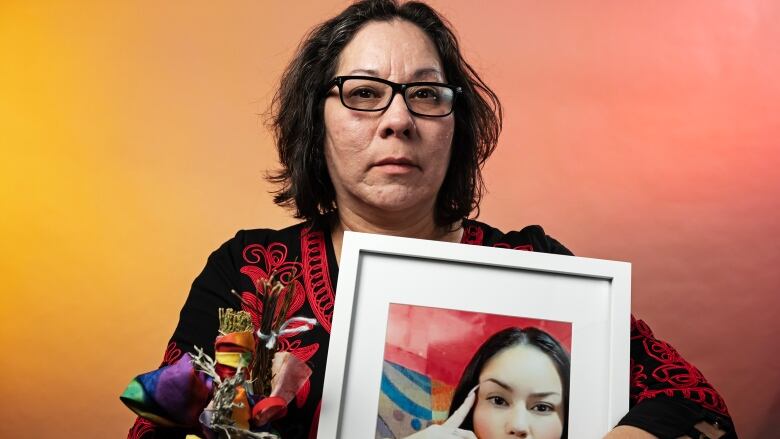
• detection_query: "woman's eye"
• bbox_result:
[349,87,379,99]
[530,403,556,413]
[410,88,439,100]
[487,396,509,407]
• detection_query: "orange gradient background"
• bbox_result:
[1,1,778,437]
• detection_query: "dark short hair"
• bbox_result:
[268,0,502,226]
[448,327,570,438]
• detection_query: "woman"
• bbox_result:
[395,327,569,439]
[449,328,570,439]
[127,1,736,438]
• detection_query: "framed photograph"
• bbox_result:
[318,232,631,439]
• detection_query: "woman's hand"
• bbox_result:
[403,387,478,439]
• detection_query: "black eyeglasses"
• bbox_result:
[328,75,462,117]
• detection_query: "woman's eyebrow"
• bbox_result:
[346,68,379,76]
[343,68,443,81]
[482,378,512,391]
[481,379,562,398]
[411,67,443,80]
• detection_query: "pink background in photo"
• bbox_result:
[384,304,571,387]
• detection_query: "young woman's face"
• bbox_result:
[473,345,565,439]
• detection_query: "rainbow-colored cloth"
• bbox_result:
[120,353,214,429]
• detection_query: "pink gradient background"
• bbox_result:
[1,1,777,437]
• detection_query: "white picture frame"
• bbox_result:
[318,231,631,439]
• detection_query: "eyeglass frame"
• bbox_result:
[327,75,463,117]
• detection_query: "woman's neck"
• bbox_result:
[329,205,463,265]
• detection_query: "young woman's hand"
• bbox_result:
[403,387,478,439]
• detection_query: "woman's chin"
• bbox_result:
[350,188,436,217]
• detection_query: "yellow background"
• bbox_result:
[1,1,778,437]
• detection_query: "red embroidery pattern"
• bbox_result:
[461,224,484,245]
[127,417,155,439]
[494,243,533,251]
[240,241,319,408]
[630,358,648,394]
[242,242,303,289]
[240,242,306,324]
[240,265,305,326]
[160,341,183,367]
[278,340,319,362]
[301,228,336,333]
[630,318,729,416]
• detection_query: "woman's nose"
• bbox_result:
[506,408,530,437]
[377,92,415,139]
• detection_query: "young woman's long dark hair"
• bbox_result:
[448,327,570,438]
[268,0,502,227]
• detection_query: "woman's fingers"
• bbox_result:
[403,386,479,438]
[441,385,478,429]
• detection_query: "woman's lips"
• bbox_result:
[372,157,418,174]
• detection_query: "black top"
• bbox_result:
[127,219,736,439]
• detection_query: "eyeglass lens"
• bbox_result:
[340,78,455,116]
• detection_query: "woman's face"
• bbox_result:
[473,345,565,439]
[323,20,455,218]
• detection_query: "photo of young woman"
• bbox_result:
[448,327,570,439]
[376,304,571,439]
